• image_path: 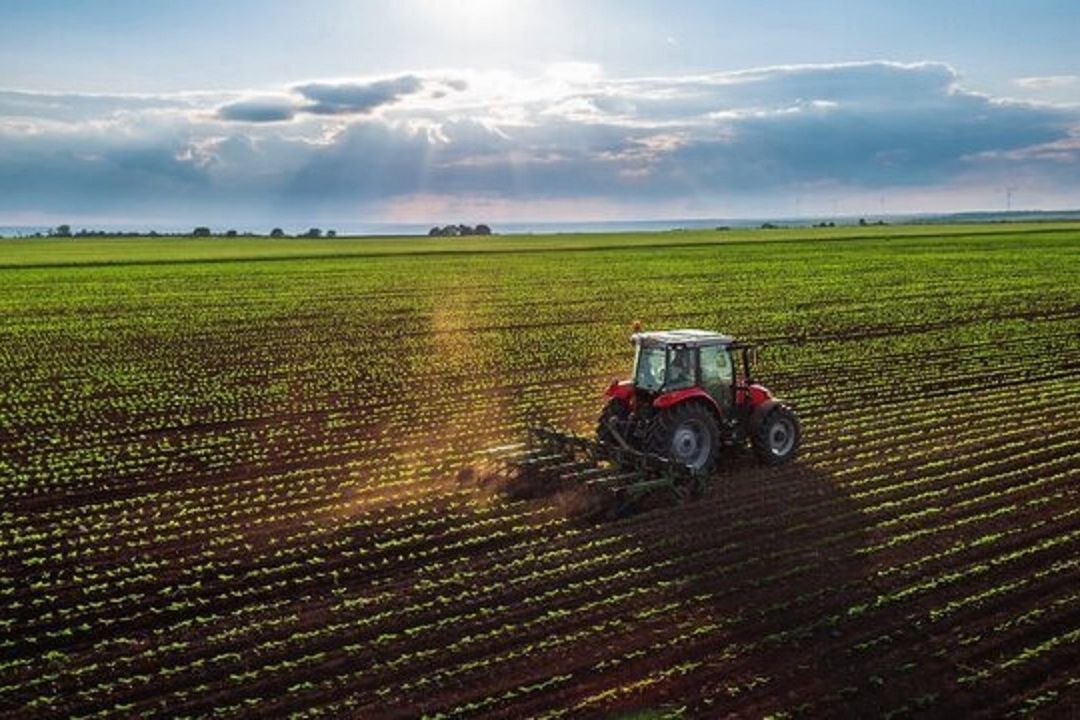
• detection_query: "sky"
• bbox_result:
[1,0,1079,229]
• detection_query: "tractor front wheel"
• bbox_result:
[751,403,801,465]
[647,402,719,473]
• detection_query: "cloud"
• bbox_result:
[1014,75,1079,90]
[1,61,1079,224]
[213,74,454,124]
[217,96,297,123]
[0,89,204,127]
[442,78,469,92]
[294,75,424,115]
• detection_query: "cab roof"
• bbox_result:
[631,329,734,348]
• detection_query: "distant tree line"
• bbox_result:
[40,225,343,239]
[48,224,155,238]
[194,227,339,238]
[33,225,496,239]
[428,224,492,237]
[3,218,906,241]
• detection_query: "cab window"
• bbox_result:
[665,347,696,390]
[634,345,667,392]
[700,345,733,398]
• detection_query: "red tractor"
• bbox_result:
[597,329,801,472]
[488,328,801,514]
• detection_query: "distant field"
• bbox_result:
[1,224,1078,717]
[3,221,1080,266]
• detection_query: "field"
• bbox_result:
[1,224,1079,718]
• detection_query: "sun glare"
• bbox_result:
[419,0,517,35]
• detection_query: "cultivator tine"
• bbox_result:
[574,466,611,480]
[484,442,527,456]
[583,471,646,488]
[535,459,598,478]
[517,452,573,467]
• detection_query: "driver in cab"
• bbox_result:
[667,348,693,388]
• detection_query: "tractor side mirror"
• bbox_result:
[750,347,760,367]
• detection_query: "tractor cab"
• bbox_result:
[630,329,745,412]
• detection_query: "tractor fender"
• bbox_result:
[748,399,781,433]
[737,382,775,409]
[604,380,635,406]
[652,387,722,417]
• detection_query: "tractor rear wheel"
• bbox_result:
[647,402,720,473]
[751,403,801,465]
[596,399,633,449]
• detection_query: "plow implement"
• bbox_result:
[483,426,708,518]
